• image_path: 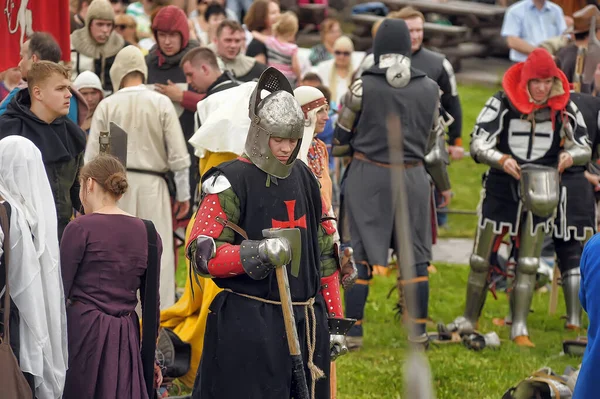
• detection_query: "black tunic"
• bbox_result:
[412,47,463,145]
[246,39,267,61]
[553,92,600,240]
[196,160,330,399]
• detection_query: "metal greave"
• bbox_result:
[510,212,546,339]
[562,268,582,328]
[452,223,496,334]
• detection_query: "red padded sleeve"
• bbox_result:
[321,271,343,318]
[188,194,227,245]
[320,196,336,235]
[207,243,245,277]
[181,91,206,112]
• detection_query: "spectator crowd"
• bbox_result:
[2,0,600,398]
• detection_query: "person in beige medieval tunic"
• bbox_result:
[85,45,191,309]
[70,0,128,93]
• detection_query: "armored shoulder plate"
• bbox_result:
[345,79,363,112]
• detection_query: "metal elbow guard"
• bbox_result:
[424,142,451,192]
[188,236,216,277]
[337,107,357,133]
[470,135,506,169]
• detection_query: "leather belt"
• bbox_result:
[127,168,167,179]
[353,151,423,169]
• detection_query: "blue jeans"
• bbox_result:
[226,0,253,21]
[434,188,448,227]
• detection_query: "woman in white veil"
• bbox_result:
[0,136,68,399]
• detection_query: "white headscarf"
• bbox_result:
[293,85,328,164]
[188,82,258,158]
[0,136,68,399]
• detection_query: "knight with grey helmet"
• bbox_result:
[185,67,353,399]
[444,48,591,347]
[332,18,452,349]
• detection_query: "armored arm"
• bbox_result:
[562,101,592,166]
[318,199,343,318]
[439,58,463,145]
[317,197,355,360]
[469,95,511,170]
[186,173,291,281]
[424,107,452,192]
[332,79,363,157]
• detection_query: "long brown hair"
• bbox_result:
[244,0,279,32]
[80,155,129,199]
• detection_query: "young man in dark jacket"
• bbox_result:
[0,61,86,239]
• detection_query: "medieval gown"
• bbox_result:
[60,214,162,399]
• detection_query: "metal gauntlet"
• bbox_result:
[328,318,356,361]
[563,140,592,166]
[240,238,291,280]
[188,236,216,278]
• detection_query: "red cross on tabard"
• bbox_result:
[271,200,307,229]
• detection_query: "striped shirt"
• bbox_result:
[265,36,298,83]
[126,2,151,36]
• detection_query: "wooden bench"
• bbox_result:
[352,13,470,37]
[382,0,506,19]
[351,13,470,54]
[350,11,505,71]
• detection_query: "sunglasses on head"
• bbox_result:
[334,50,350,57]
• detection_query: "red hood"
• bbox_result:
[502,48,570,115]
[152,5,190,66]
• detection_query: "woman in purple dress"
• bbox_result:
[60,155,162,399]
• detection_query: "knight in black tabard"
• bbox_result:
[186,68,352,399]
[445,48,591,347]
[551,91,600,330]
[333,19,452,349]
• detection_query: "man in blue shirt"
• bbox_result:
[501,0,568,62]
[0,32,86,125]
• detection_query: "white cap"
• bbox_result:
[73,71,104,97]
[294,85,326,112]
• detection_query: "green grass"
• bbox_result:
[173,259,584,399]
[439,83,500,239]
[335,265,584,399]
[169,84,582,398]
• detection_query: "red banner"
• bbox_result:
[0,0,71,71]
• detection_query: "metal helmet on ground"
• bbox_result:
[245,67,305,179]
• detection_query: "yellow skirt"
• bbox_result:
[159,151,237,387]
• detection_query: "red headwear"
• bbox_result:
[502,48,570,118]
[152,5,190,66]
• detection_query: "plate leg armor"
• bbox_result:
[562,268,582,329]
[448,222,496,334]
[510,212,546,339]
[555,239,584,329]
[344,261,371,338]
